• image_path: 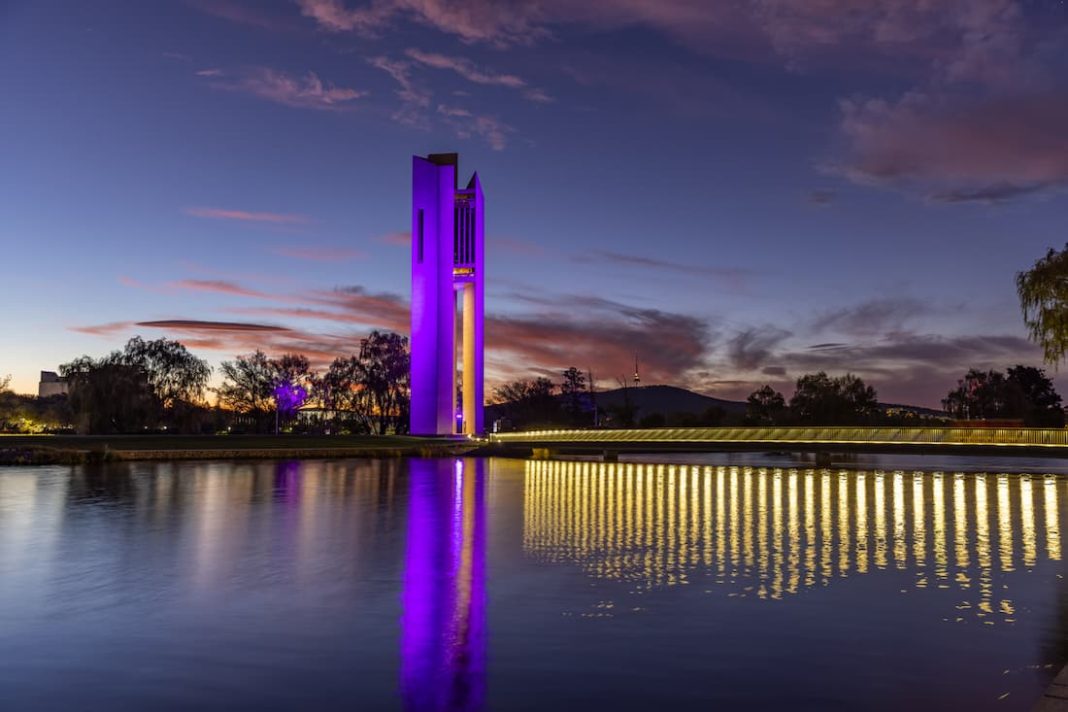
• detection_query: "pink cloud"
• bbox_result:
[405,48,527,88]
[366,56,431,126]
[209,67,366,111]
[378,230,411,246]
[69,321,134,337]
[185,206,312,224]
[167,279,271,299]
[836,91,1068,201]
[437,104,512,150]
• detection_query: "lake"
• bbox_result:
[1,456,1066,710]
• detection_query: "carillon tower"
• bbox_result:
[410,153,485,436]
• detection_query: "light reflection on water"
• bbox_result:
[523,462,1063,622]
[1,458,1067,711]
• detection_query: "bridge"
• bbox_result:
[487,426,1068,459]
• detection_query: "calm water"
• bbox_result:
[2,457,1068,710]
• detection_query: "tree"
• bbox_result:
[217,351,275,426]
[746,385,786,425]
[1017,244,1068,364]
[357,331,410,434]
[1007,365,1064,427]
[305,332,410,435]
[122,337,210,408]
[60,355,159,433]
[122,337,210,431]
[790,372,878,425]
[944,366,1065,426]
[492,377,558,430]
[560,366,589,426]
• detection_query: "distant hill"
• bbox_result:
[485,384,746,424]
[486,384,947,423]
[592,384,746,416]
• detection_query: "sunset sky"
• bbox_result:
[3,0,1068,407]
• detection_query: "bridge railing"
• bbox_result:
[489,426,1068,448]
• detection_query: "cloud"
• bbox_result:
[208,67,366,111]
[770,332,1043,408]
[378,230,411,245]
[295,0,394,32]
[129,318,365,365]
[367,56,431,125]
[404,47,554,103]
[811,297,927,337]
[494,236,544,256]
[488,299,712,384]
[184,206,312,224]
[808,190,835,206]
[167,279,271,299]
[929,183,1047,205]
[726,326,792,370]
[70,321,133,337]
[437,104,512,150]
[136,319,287,332]
[835,91,1068,202]
[405,48,524,87]
[296,0,547,45]
[578,249,750,290]
[188,0,298,32]
[195,68,223,77]
[271,246,368,261]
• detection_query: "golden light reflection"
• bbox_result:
[522,461,1066,620]
[1045,476,1061,561]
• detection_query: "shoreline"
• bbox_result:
[0,434,475,466]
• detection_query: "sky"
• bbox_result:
[2,0,1068,408]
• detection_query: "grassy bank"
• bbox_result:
[0,434,476,466]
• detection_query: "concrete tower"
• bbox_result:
[410,153,484,436]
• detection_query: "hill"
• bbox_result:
[591,384,746,416]
[485,384,947,426]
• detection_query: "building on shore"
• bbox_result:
[38,371,68,398]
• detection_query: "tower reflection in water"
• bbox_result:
[402,459,486,712]
[523,461,1064,623]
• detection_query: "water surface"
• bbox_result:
[1,457,1067,710]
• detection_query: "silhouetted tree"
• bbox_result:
[944,366,1064,426]
[122,337,210,408]
[122,337,210,431]
[217,351,275,429]
[1007,365,1064,426]
[304,332,410,435]
[492,377,557,430]
[60,355,159,433]
[943,369,1012,420]
[315,355,366,433]
[790,372,878,425]
[358,331,410,434]
[560,366,589,426]
[746,385,787,425]
[1017,244,1068,364]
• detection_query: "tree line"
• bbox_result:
[0,331,410,435]
[490,365,1065,431]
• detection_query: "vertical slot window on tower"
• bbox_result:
[417,209,424,263]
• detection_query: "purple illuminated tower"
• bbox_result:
[410,153,485,436]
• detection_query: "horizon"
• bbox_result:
[5,1,1068,408]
